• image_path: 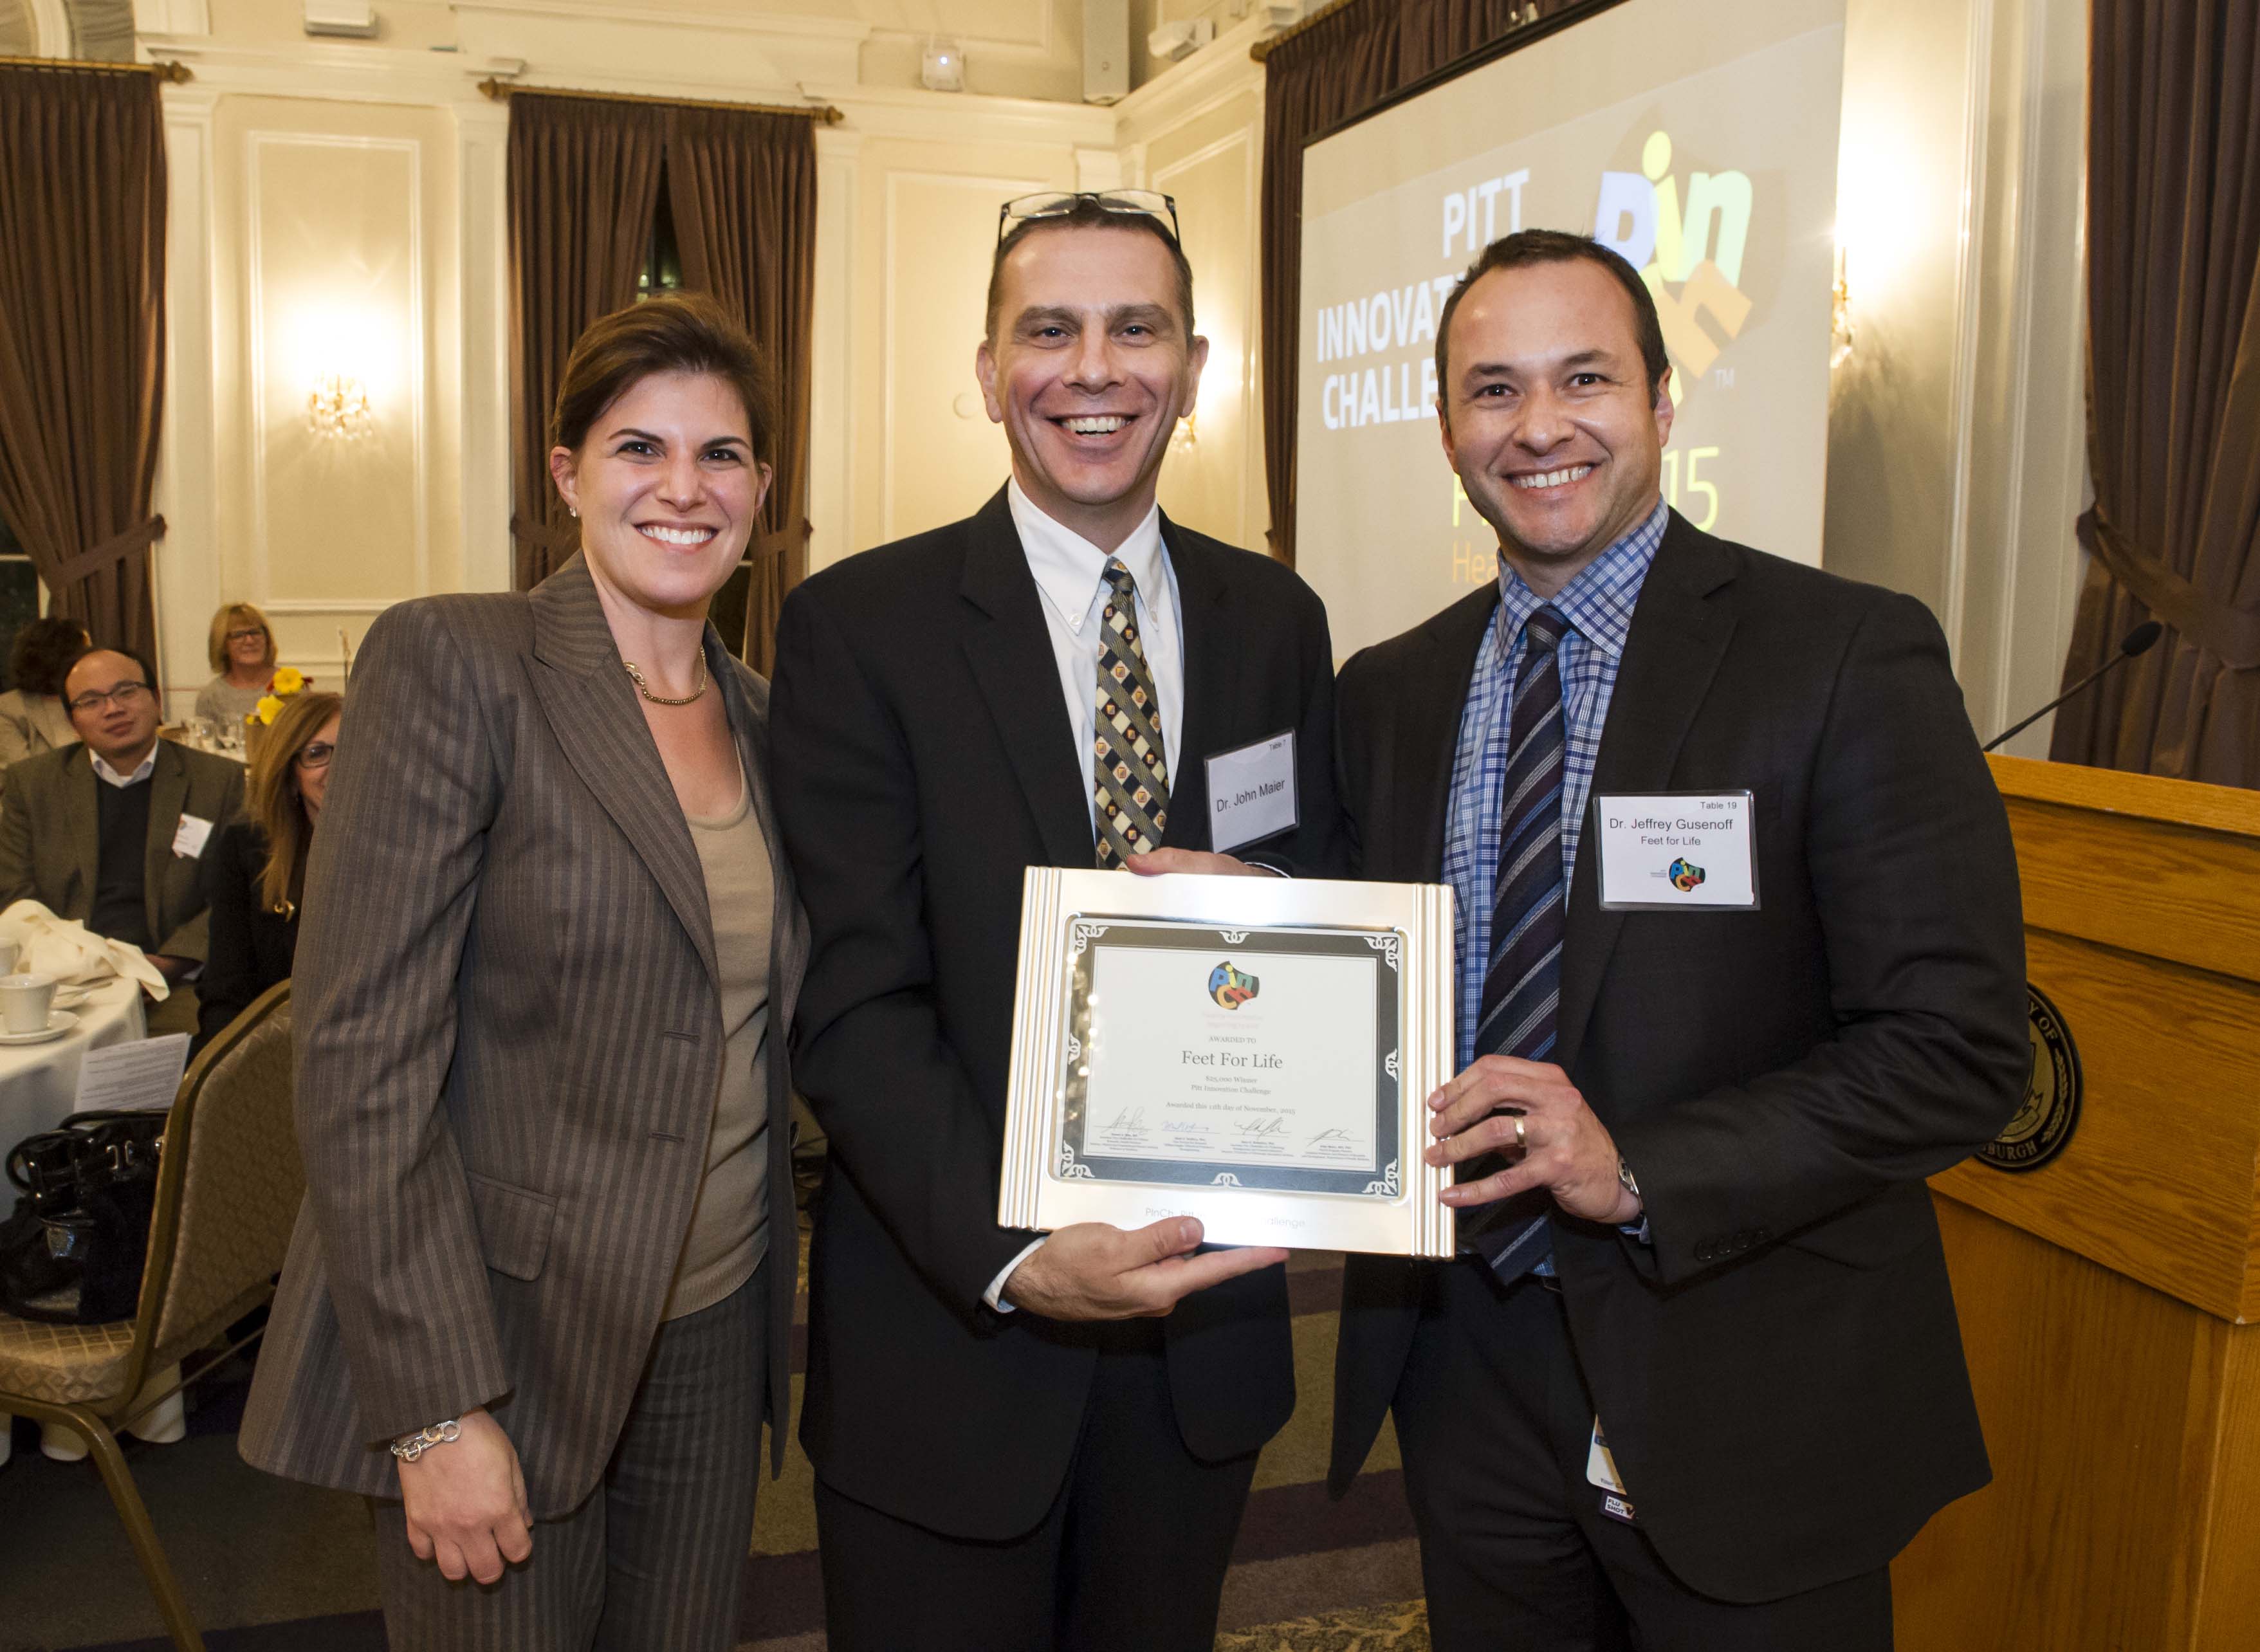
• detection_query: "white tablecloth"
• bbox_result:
[0,977,150,1157]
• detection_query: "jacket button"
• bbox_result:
[1695,1241,1716,1262]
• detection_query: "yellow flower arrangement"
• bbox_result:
[246,664,313,728]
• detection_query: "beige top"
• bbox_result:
[663,770,775,1320]
[195,676,270,727]
[0,690,77,775]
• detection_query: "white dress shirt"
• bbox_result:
[90,746,158,789]
[1008,478,1186,834]
[987,481,1186,1312]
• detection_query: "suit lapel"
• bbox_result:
[1399,589,1498,877]
[1556,517,1740,1069]
[142,742,188,941]
[527,556,719,992]
[1162,515,1230,852]
[959,487,1098,868]
[62,749,98,912]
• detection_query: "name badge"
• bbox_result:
[172,813,213,860]
[1594,792,1758,910]
[1588,1417,1639,1525]
[1204,730,1298,855]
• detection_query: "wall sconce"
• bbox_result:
[308,372,374,439]
[1830,245,1856,369]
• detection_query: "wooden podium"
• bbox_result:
[1892,755,2260,1649]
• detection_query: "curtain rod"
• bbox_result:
[0,53,191,81]
[477,78,840,123]
[1249,0,1359,62]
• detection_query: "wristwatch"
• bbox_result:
[1616,1155,1641,1205]
[389,1419,463,1463]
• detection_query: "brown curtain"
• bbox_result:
[0,65,167,665]
[1258,0,1568,564]
[2048,0,2260,784]
[665,107,818,675]
[508,95,665,591]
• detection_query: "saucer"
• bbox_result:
[51,986,93,1010]
[0,1009,77,1046]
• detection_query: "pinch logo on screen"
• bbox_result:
[1208,962,1261,1009]
[1593,129,1756,396]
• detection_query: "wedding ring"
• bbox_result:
[1513,1115,1527,1153]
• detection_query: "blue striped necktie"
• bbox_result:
[1461,604,1567,1278]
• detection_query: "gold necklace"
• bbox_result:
[621,652,709,707]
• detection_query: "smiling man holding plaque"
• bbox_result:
[1326,230,2028,1649]
[770,194,1341,1652]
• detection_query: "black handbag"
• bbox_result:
[0,1110,165,1324]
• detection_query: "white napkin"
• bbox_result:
[0,901,169,998]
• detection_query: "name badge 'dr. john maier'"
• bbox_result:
[1000,868,1457,1258]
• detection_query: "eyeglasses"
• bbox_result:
[226,629,267,643]
[66,682,150,714]
[998,190,1181,244]
[293,742,335,771]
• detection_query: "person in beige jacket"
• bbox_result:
[0,616,90,775]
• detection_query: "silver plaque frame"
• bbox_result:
[1000,868,1456,1258]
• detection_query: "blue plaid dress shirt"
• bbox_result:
[1444,500,1667,1074]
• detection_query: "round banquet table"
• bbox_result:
[0,976,149,1156]
[0,977,175,1468]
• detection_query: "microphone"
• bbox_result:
[1982,621,2163,753]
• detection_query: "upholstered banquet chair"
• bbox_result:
[0,982,299,1652]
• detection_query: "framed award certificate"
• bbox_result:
[999,868,1456,1257]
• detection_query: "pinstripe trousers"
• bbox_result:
[368,1265,766,1652]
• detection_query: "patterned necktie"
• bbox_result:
[1093,558,1170,868]
[1461,604,1568,1278]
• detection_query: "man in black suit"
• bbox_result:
[771,194,1341,1651]
[1327,230,2028,1648]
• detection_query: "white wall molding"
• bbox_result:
[243,130,431,614]
[806,81,1114,148]
[1112,5,1280,143]
[145,37,515,106]
[450,0,868,43]
[457,98,511,592]
[154,89,221,709]
[1938,0,1999,667]
[807,127,861,574]
[26,0,68,55]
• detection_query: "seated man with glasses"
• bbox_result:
[0,648,245,1035]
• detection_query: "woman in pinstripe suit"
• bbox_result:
[241,293,809,1651]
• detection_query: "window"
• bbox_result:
[636,177,684,300]
[0,511,41,692]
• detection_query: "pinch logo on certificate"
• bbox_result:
[998,868,1458,1257]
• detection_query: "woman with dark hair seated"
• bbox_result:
[0,616,91,775]
[194,688,342,1050]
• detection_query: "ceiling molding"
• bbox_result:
[1111,6,1287,143]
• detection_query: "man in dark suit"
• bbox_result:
[0,647,244,1033]
[770,194,1341,1650]
[1327,230,2028,1648]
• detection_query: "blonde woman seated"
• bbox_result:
[0,616,91,774]
[195,601,279,727]
[194,688,342,1052]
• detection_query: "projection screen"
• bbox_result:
[1294,0,1846,658]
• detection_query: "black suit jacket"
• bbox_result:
[771,486,1342,1539]
[1328,511,2027,1603]
[194,818,298,1051]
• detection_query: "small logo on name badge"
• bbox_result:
[1978,984,2081,1173]
[1208,962,1260,1010]
[1667,858,1705,892]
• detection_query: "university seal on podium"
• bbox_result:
[1979,984,2081,1172]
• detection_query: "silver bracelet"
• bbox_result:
[389,1419,463,1463]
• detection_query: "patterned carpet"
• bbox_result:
[0,1247,1429,1651]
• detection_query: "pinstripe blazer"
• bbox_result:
[239,556,809,1514]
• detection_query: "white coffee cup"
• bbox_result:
[0,974,57,1036]
[0,940,17,977]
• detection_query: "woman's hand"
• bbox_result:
[396,1406,533,1584]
